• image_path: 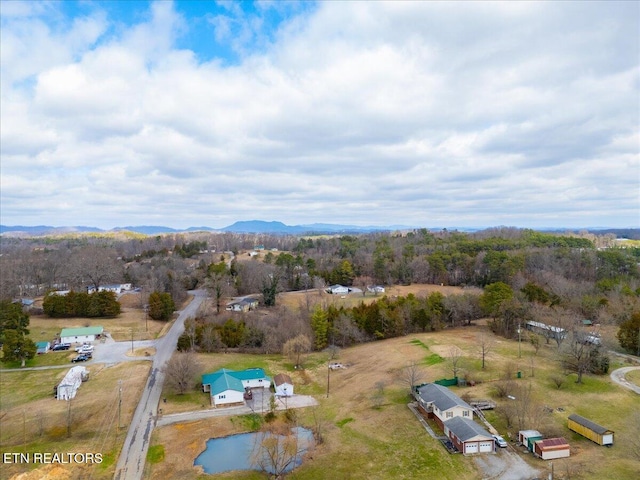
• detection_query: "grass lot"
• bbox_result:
[3,285,639,479]
[0,361,151,480]
[148,319,640,480]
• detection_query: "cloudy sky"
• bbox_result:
[1,1,638,230]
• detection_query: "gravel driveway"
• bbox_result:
[474,447,541,480]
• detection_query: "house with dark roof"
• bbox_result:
[444,416,495,454]
[202,368,271,408]
[226,298,259,312]
[415,383,474,429]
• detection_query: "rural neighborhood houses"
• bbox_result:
[225,297,259,312]
[201,368,271,408]
[327,284,350,295]
[59,326,104,345]
[415,383,495,454]
[87,283,133,294]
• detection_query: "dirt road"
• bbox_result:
[610,366,640,394]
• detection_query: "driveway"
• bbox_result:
[474,447,541,480]
[157,393,318,427]
[610,366,640,394]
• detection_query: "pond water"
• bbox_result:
[194,427,314,475]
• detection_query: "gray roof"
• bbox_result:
[568,414,613,435]
[445,416,493,442]
[417,383,473,411]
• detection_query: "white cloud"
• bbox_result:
[0,0,638,229]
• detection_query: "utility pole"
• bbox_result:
[327,363,331,398]
[118,380,123,429]
[518,321,522,358]
[131,328,134,353]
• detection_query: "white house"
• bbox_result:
[274,373,294,397]
[202,368,271,408]
[87,283,133,294]
[60,326,104,344]
[328,285,349,295]
[416,383,474,429]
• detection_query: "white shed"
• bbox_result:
[57,366,88,400]
[274,374,294,397]
[60,326,103,345]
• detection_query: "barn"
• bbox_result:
[274,373,294,397]
[567,414,614,446]
[444,416,495,454]
[60,326,103,345]
[534,437,570,460]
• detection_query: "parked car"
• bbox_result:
[52,343,71,351]
[71,354,90,363]
[493,434,508,448]
[75,344,93,353]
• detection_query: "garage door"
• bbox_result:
[479,441,493,452]
[465,442,478,454]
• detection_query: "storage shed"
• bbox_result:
[518,430,543,452]
[36,341,50,354]
[534,437,570,460]
[57,366,88,400]
[274,373,294,397]
[567,414,614,446]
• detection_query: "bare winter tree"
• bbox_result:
[164,352,201,395]
[283,334,312,369]
[251,422,309,479]
[447,346,464,379]
[399,360,426,395]
[476,333,494,370]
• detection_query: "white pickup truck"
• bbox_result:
[75,344,94,353]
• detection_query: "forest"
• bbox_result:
[1,227,639,363]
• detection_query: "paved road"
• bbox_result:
[114,290,206,480]
[610,366,640,394]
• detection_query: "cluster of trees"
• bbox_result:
[43,290,121,318]
[148,291,175,321]
[178,291,482,354]
[0,301,36,366]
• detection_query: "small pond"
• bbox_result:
[194,427,314,475]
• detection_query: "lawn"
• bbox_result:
[149,323,640,480]
[0,361,151,480]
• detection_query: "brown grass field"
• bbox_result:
[3,285,639,479]
[147,308,640,479]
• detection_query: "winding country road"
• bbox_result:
[610,366,640,394]
[114,290,206,480]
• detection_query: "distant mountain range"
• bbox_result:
[0,220,412,236]
[1,222,637,238]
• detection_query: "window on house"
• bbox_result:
[446,412,453,418]
[463,410,469,417]
[218,395,225,399]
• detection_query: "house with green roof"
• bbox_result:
[60,326,104,344]
[202,368,271,407]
